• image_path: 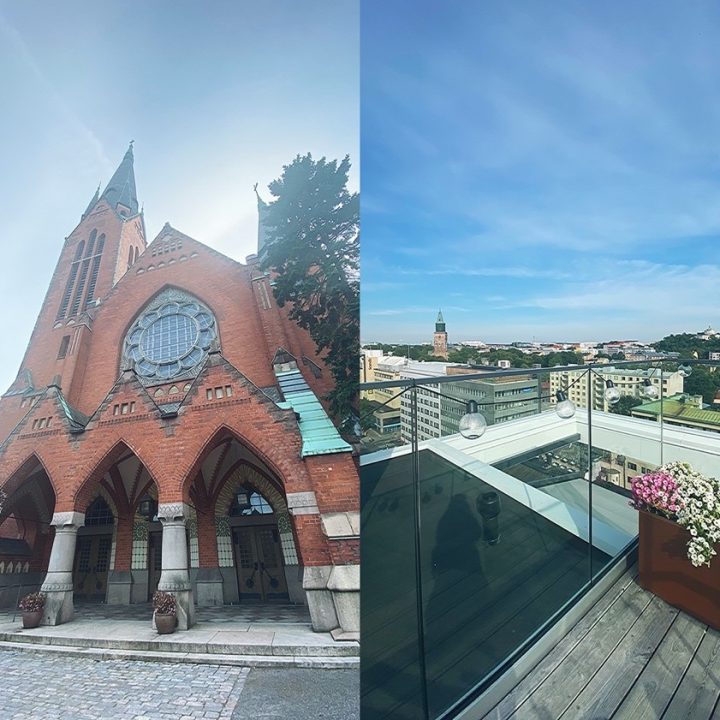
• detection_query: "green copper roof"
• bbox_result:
[632,394,720,427]
[275,369,352,457]
[437,309,444,323]
[101,142,139,215]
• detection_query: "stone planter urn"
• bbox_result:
[22,610,43,629]
[155,613,177,635]
[153,590,178,634]
[18,592,45,630]
[638,510,719,630]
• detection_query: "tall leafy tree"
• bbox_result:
[610,395,643,416]
[260,153,359,430]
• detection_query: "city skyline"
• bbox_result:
[0,0,358,393]
[362,2,720,345]
[361,313,714,347]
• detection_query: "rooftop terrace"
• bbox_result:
[360,359,720,720]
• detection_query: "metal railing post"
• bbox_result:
[587,369,594,585]
[410,385,430,719]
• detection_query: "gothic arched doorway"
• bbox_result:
[73,495,114,601]
[228,487,288,602]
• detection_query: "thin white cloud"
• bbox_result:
[368,305,471,316]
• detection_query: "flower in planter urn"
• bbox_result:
[631,462,720,568]
[629,472,681,519]
[152,590,177,616]
[18,592,45,613]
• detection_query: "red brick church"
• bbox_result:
[0,144,359,635]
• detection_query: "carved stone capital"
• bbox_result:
[156,502,190,523]
[50,512,85,529]
[40,582,74,592]
[157,580,191,592]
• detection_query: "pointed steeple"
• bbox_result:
[81,183,101,220]
[101,141,139,216]
[254,182,270,253]
[435,310,446,332]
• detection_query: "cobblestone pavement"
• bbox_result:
[0,649,359,720]
[0,649,248,719]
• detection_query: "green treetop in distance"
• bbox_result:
[260,153,359,432]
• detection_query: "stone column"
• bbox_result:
[41,511,85,626]
[156,502,195,630]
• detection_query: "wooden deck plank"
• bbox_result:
[482,566,639,720]
[509,578,654,719]
[662,627,720,720]
[610,612,706,720]
[556,596,678,719]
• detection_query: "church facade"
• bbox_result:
[0,145,359,635]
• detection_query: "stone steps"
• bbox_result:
[0,640,359,668]
[0,627,358,657]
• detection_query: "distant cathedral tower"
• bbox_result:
[433,309,448,359]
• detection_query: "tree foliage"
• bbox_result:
[260,153,359,430]
[684,366,720,405]
[653,332,720,358]
[610,395,643,416]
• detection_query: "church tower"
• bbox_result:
[2,143,147,412]
[433,309,448,359]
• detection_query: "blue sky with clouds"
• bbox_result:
[361,1,720,345]
[0,0,358,393]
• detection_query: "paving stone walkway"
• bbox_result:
[0,649,359,719]
[0,649,249,719]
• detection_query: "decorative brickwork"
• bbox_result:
[0,148,358,631]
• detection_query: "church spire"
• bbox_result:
[81,183,101,220]
[254,182,270,253]
[101,141,139,216]
[435,309,445,332]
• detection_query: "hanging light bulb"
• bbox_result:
[678,364,692,377]
[641,379,659,399]
[604,380,621,405]
[459,400,487,439]
[555,391,576,419]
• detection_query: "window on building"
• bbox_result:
[57,335,70,359]
[85,496,114,526]
[230,489,274,516]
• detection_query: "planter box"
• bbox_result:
[638,510,719,630]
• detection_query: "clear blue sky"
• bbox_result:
[0,0,358,393]
[361,1,720,345]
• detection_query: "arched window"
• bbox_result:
[83,234,105,310]
[58,230,106,319]
[230,488,274,516]
[127,246,134,267]
[122,288,218,382]
[85,496,114,526]
[57,239,86,320]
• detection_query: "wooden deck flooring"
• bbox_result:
[482,565,720,720]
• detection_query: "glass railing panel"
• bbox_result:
[416,443,602,719]
[360,387,426,720]
[359,384,410,455]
